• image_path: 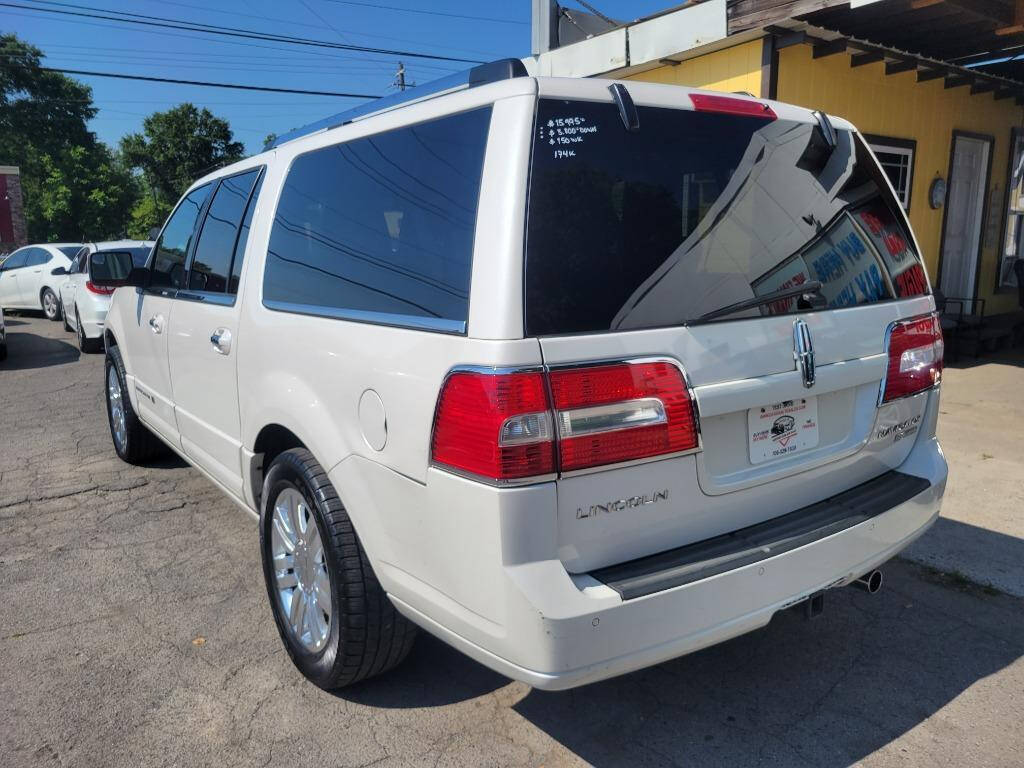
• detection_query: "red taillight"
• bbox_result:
[86,281,115,295]
[689,93,777,120]
[431,361,698,482]
[431,370,555,481]
[881,313,943,403]
[549,362,698,472]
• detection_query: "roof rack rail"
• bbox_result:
[269,58,528,149]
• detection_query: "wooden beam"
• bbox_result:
[850,51,884,67]
[910,0,944,8]
[812,38,847,59]
[885,59,919,75]
[944,75,972,89]
[917,68,947,82]
[997,0,1024,33]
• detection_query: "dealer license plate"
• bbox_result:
[748,397,819,465]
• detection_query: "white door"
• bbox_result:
[59,251,85,326]
[18,247,50,306]
[940,135,991,311]
[126,183,213,445]
[0,248,28,307]
[168,168,262,497]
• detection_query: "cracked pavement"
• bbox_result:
[1,313,1023,768]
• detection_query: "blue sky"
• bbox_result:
[4,0,672,154]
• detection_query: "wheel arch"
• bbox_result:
[250,423,308,511]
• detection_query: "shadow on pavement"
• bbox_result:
[904,515,1024,598]
[511,562,1022,766]
[945,347,1024,370]
[0,328,80,369]
[335,633,509,707]
[336,562,1021,765]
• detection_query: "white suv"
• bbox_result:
[92,61,947,691]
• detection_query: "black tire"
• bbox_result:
[104,345,167,463]
[0,341,6,362]
[77,310,101,353]
[62,302,73,332]
[259,448,417,689]
[41,287,60,321]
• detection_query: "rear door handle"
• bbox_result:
[210,327,232,355]
[148,314,164,334]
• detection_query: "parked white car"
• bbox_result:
[93,62,947,692]
[56,241,154,352]
[0,242,83,320]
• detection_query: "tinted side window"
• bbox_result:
[229,172,264,294]
[189,169,260,293]
[151,184,212,289]
[26,249,51,267]
[3,249,29,270]
[264,107,491,330]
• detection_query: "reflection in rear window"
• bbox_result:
[524,99,928,336]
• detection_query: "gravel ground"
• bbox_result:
[1,313,1022,768]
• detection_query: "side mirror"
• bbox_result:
[89,251,149,289]
[51,266,68,276]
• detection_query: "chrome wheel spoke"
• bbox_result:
[271,487,332,652]
[275,569,298,590]
[107,366,127,451]
[289,587,306,634]
[272,508,297,553]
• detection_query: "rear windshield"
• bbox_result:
[524,99,928,336]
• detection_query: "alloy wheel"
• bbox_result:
[107,364,127,453]
[271,487,332,652]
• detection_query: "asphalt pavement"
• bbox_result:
[1,313,1022,768]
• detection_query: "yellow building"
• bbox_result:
[532,0,1024,324]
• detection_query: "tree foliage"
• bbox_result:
[121,104,244,209]
[0,33,139,241]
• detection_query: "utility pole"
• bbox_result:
[394,61,406,91]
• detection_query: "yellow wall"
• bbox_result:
[778,44,1024,314]
[625,40,763,97]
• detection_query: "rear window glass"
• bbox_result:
[263,106,492,331]
[525,99,928,336]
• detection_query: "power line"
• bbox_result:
[2,11,493,67]
[318,0,527,25]
[3,1,485,63]
[36,66,382,98]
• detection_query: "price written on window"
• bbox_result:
[538,116,599,158]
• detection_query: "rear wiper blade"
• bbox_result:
[689,281,824,324]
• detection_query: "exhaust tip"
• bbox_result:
[854,570,883,594]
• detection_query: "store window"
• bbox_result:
[865,135,916,212]
[999,127,1024,291]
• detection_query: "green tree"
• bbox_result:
[121,103,245,209]
[0,33,139,241]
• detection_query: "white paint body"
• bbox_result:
[0,243,79,313]
[103,76,947,689]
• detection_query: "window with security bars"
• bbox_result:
[865,135,916,212]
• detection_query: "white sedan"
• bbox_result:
[0,242,83,321]
[57,240,154,352]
